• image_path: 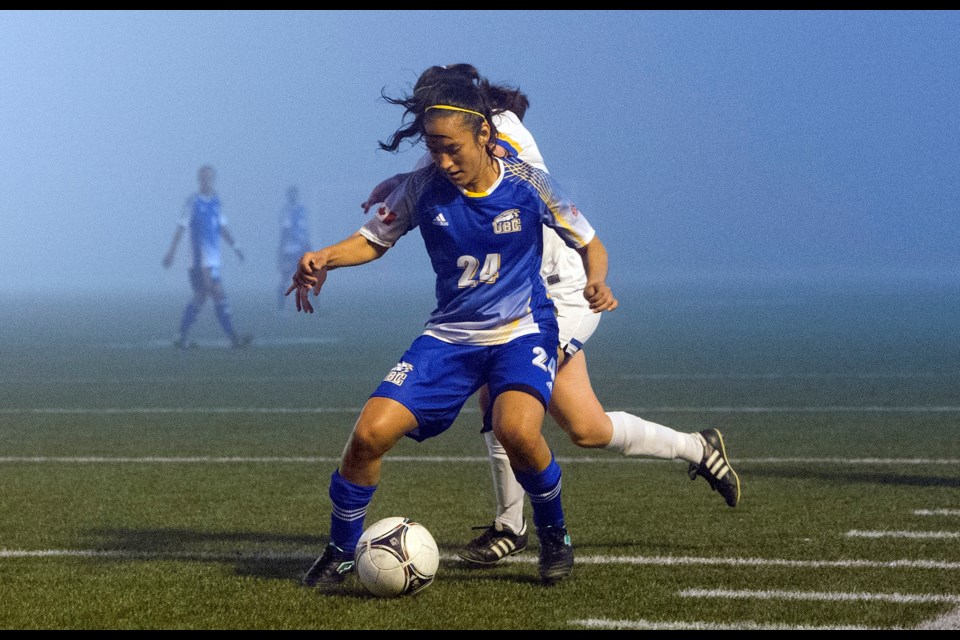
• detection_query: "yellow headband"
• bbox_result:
[426,105,486,120]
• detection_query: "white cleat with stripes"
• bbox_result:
[688,428,741,507]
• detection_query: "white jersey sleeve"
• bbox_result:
[357,169,429,247]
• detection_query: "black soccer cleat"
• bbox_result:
[231,334,253,350]
[457,522,528,567]
[172,335,195,350]
[302,542,355,587]
[688,428,741,508]
[537,525,573,586]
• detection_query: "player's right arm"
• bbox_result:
[287,233,389,313]
[162,227,183,268]
[163,199,192,268]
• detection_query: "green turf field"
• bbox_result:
[1,282,958,629]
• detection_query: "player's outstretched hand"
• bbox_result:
[285,254,328,313]
[583,281,618,313]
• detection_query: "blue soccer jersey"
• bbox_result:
[359,156,595,346]
[279,202,310,256]
[178,193,226,269]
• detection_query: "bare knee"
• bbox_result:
[347,417,397,462]
[494,420,540,456]
[553,412,610,449]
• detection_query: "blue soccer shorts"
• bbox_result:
[189,265,222,293]
[370,331,559,442]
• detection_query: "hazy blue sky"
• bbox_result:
[2,10,958,296]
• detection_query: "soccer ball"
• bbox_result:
[354,517,439,598]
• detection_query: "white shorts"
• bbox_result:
[551,286,601,358]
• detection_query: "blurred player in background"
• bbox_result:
[361,64,740,568]
[163,165,252,349]
[276,185,312,312]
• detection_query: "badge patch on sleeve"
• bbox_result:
[376,205,397,225]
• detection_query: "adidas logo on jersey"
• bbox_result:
[432,213,449,226]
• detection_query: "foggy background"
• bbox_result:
[2,10,958,302]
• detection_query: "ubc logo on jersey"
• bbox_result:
[432,212,449,226]
[384,361,414,386]
[493,209,522,234]
[376,205,397,226]
[570,204,580,217]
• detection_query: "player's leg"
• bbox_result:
[175,266,207,348]
[488,333,572,585]
[303,397,417,587]
[305,336,483,588]
[551,291,740,507]
[208,269,250,348]
[551,350,703,460]
[457,385,529,566]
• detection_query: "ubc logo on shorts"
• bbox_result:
[493,209,521,234]
[384,361,414,386]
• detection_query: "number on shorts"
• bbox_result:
[531,346,557,381]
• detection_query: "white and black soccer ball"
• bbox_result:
[354,517,439,598]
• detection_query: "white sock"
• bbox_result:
[605,411,704,463]
[484,431,527,534]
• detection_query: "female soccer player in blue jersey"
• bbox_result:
[361,65,741,568]
[163,165,251,349]
[289,73,617,588]
[276,185,311,312]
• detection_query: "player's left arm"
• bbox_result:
[576,236,618,313]
[537,168,617,312]
[220,226,244,262]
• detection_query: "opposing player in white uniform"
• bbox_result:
[293,73,618,588]
[361,65,741,567]
[276,185,312,311]
[163,165,251,349]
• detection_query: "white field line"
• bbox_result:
[2,550,959,571]
[614,373,960,380]
[847,530,960,540]
[914,509,960,517]
[2,372,956,385]
[681,589,960,627]
[0,456,958,465]
[680,588,960,605]
[916,606,960,630]
[5,406,960,415]
[569,618,903,631]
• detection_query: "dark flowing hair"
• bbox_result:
[378,64,530,153]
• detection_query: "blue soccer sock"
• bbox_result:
[178,301,201,339]
[214,300,237,340]
[512,453,565,532]
[328,468,377,553]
